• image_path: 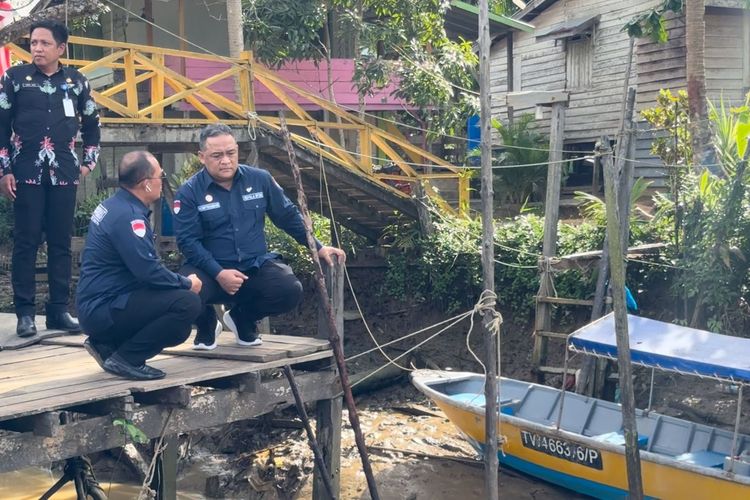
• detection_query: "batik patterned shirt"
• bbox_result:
[0,63,100,186]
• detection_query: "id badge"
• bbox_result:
[62,98,75,117]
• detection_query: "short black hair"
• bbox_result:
[29,20,69,46]
[199,123,235,150]
[119,151,155,188]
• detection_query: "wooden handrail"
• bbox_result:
[5,36,470,215]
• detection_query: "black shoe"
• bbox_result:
[102,353,166,380]
[223,309,262,346]
[84,338,115,369]
[46,312,81,333]
[16,316,37,338]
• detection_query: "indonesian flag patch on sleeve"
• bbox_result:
[173,199,181,214]
[131,219,147,237]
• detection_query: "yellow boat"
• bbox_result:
[411,314,750,499]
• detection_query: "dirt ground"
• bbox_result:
[1,263,749,499]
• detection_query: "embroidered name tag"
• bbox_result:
[91,204,107,225]
[198,202,221,212]
[242,192,264,201]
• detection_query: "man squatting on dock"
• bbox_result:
[76,152,203,380]
[174,123,345,350]
[77,124,345,380]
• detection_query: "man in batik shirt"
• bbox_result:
[0,20,100,337]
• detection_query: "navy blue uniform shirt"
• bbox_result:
[174,165,319,278]
[76,189,192,334]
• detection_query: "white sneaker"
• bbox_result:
[192,321,223,351]
[223,310,262,346]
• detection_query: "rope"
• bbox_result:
[464,289,507,452]
[246,111,258,141]
[346,311,472,392]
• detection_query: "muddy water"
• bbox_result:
[0,409,577,499]
[0,468,203,500]
[301,408,579,500]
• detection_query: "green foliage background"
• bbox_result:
[383,210,672,321]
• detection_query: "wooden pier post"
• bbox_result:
[603,140,644,499]
[151,434,178,500]
[478,2,500,498]
[313,260,344,500]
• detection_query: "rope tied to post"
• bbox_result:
[474,289,503,337]
[246,111,259,141]
[466,289,507,452]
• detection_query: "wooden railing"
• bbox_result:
[7,36,470,215]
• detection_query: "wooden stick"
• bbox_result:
[283,365,336,500]
[278,115,380,500]
[603,140,644,499]
[479,2,499,498]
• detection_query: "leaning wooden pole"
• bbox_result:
[283,365,336,500]
[602,141,644,499]
[479,1,500,498]
[278,116,381,500]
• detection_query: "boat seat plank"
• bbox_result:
[592,431,648,449]
[674,450,726,468]
[450,393,519,414]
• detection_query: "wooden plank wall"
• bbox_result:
[490,0,661,143]
[491,1,748,187]
[635,7,748,184]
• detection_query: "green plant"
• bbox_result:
[644,91,750,332]
[490,114,549,206]
[74,191,109,236]
[113,418,148,444]
[265,212,368,275]
[383,208,670,319]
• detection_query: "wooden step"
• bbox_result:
[538,366,577,375]
[537,296,594,307]
[535,330,569,340]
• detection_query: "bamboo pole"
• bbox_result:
[479,2,499,499]
[602,141,644,499]
[278,115,380,500]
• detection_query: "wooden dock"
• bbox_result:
[0,265,345,499]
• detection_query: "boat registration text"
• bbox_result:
[520,430,603,470]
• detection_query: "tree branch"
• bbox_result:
[0,0,105,46]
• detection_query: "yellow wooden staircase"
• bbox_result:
[7,37,470,239]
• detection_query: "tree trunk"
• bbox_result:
[226,0,244,96]
[685,0,710,170]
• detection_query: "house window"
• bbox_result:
[566,34,593,90]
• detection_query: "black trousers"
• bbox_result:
[180,258,304,333]
[87,288,201,366]
[12,182,77,317]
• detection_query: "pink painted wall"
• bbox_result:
[164,57,410,112]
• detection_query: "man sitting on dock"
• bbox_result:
[76,151,203,380]
[174,123,345,350]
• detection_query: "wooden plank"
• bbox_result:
[0,370,339,473]
[164,342,289,362]
[0,345,71,364]
[535,330,569,340]
[0,349,332,422]
[0,315,70,351]
[537,296,594,306]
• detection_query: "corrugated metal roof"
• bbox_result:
[446,1,534,40]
